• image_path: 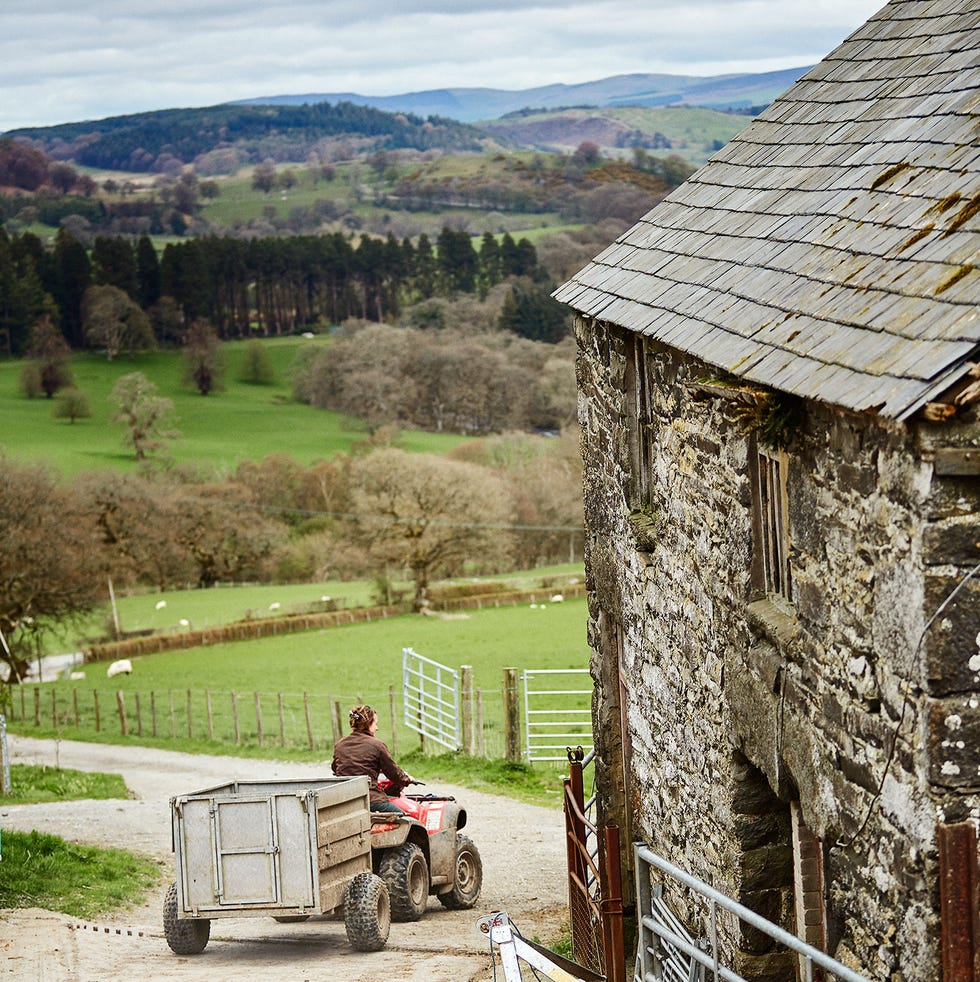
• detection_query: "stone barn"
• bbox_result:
[555,0,979,978]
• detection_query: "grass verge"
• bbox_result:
[0,830,160,918]
[2,763,130,804]
[0,764,160,917]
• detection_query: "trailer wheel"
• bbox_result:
[344,872,390,951]
[163,881,210,955]
[438,836,483,910]
[379,842,429,921]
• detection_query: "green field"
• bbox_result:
[10,596,589,762]
[0,337,467,476]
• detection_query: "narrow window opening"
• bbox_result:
[753,443,793,605]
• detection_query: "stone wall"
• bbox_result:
[576,315,980,980]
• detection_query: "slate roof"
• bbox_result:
[554,0,980,420]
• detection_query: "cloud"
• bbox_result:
[0,0,886,131]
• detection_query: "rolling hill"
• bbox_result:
[232,67,809,121]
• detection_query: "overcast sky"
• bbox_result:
[2,0,887,133]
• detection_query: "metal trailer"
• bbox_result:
[165,775,391,955]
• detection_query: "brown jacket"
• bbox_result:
[331,731,411,805]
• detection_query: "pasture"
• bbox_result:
[9,596,590,763]
[0,337,467,476]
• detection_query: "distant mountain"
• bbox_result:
[232,68,810,122]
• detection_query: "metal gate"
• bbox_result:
[402,647,460,751]
[523,668,593,762]
[565,747,626,982]
[634,844,872,982]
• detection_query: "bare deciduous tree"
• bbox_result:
[83,284,156,361]
[350,449,513,610]
[0,462,102,683]
[110,372,180,461]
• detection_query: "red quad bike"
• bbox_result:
[370,776,483,922]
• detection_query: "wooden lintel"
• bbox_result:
[935,448,980,476]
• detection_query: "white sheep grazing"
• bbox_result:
[106,659,133,678]
[155,600,167,610]
[550,594,564,603]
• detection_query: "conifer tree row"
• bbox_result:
[0,225,541,352]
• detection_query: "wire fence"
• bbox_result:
[4,679,519,761]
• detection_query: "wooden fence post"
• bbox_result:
[168,689,175,739]
[72,689,79,728]
[278,693,285,746]
[503,667,521,763]
[186,689,193,739]
[304,692,314,751]
[231,691,240,744]
[150,690,157,737]
[476,690,485,757]
[206,690,214,741]
[389,685,398,755]
[116,690,128,736]
[33,687,40,727]
[460,665,474,756]
[134,693,142,737]
[50,689,57,728]
[331,700,343,745]
[254,691,263,747]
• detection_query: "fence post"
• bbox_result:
[304,692,314,751]
[254,691,263,747]
[93,690,101,732]
[169,689,175,739]
[116,690,128,736]
[72,689,79,728]
[150,690,157,738]
[460,665,474,756]
[206,690,214,741]
[135,692,142,737]
[331,700,343,744]
[476,690,485,757]
[34,687,40,727]
[50,689,57,728]
[389,684,398,755]
[186,689,193,740]
[503,667,521,763]
[231,691,240,744]
[278,693,285,746]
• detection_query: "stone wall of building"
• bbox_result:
[576,315,980,980]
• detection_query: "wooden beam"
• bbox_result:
[935,448,980,476]
[938,821,980,982]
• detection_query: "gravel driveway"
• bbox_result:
[2,735,568,982]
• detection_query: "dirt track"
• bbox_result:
[2,735,568,981]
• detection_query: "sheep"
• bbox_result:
[106,659,133,678]
[155,600,167,610]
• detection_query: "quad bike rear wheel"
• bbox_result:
[344,871,391,951]
[163,881,211,955]
[379,841,430,921]
[438,835,482,910]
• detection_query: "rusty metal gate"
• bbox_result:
[564,746,626,982]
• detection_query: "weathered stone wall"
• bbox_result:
[576,314,980,980]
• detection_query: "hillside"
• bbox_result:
[6,102,494,173]
[480,106,753,166]
[233,67,809,121]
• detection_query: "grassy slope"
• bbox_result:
[0,337,467,477]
